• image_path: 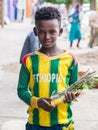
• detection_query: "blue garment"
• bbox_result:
[69,13,81,42]
[26,122,73,130]
[20,31,40,63]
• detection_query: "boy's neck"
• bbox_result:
[39,45,64,56]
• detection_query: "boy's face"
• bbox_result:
[35,19,63,48]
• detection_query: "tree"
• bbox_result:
[88,0,98,48]
[43,0,66,4]
[90,0,96,10]
[72,0,83,6]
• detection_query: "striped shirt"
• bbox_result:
[17,50,78,126]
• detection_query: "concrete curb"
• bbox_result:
[1,120,26,130]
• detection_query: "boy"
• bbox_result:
[17,6,79,130]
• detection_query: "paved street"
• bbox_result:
[0,18,98,130]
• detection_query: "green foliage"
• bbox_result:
[43,0,90,4]
[55,0,66,4]
[43,0,66,4]
[83,0,89,3]
[65,0,72,5]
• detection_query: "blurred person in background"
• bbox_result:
[13,0,18,21]
[17,0,26,22]
[69,3,82,48]
[20,27,40,63]
[31,0,43,24]
[88,11,98,48]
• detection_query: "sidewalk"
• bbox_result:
[0,18,98,130]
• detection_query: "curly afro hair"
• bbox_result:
[35,6,61,26]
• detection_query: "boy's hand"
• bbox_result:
[63,90,80,103]
[38,98,55,112]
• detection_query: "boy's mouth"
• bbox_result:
[44,41,51,45]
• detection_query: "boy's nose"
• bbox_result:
[45,33,50,39]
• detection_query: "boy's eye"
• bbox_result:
[50,30,56,34]
[38,31,43,34]
[38,31,46,35]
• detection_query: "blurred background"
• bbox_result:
[0,0,98,130]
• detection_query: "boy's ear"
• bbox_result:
[33,27,37,36]
[59,28,63,36]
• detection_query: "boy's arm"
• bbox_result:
[63,63,79,104]
[17,64,39,108]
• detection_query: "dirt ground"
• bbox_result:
[74,47,98,74]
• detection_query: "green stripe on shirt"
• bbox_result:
[31,54,39,125]
[49,59,60,125]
